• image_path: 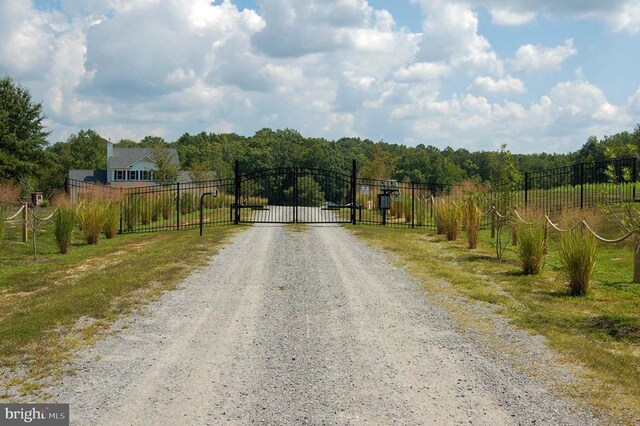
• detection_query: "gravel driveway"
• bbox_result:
[48,224,597,425]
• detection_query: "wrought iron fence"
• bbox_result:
[64,157,639,234]
[522,157,637,213]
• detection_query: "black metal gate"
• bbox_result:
[233,160,356,224]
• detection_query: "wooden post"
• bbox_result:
[634,237,640,284]
[22,202,28,243]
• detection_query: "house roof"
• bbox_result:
[107,147,180,169]
[68,169,108,184]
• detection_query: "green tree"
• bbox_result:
[0,76,49,182]
[151,143,180,183]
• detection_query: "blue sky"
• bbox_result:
[3,0,639,153]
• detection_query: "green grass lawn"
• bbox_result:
[0,217,240,398]
[348,223,640,424]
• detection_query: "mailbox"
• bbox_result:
[378,193,391,210]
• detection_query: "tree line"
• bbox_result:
[2,75,639,196]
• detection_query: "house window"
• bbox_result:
[114,170,125,181]
[128,170,139,180]
[141,170,151,181]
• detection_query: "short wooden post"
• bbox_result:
[22,202,28,243]
[634,237,640,284]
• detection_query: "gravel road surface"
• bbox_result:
[48,224,597,425]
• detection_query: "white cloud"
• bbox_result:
[606,0,640,33]
[489,8,536,26]
[513,39,577,72]
[470,75,526,94]
[394,62,450,82]
[413,0,503,75]
[0,0,637,153]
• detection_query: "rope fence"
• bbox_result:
[4,205,25,221]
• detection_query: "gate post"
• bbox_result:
[234,159,240,224]
[351,159,357,225]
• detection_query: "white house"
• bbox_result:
[68,142,213,186]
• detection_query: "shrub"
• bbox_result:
[103,202,120,239]
[76,202,107,245]
[558,230,597,296]
[54,207,76,253]
[516,223,546,275]
[464,198,481,249]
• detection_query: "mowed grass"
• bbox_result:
[0,218,240,397]
[348,222,640,424]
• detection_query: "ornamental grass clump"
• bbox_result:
[125,195,140,231]
[434,200,445,235]
[103,201,120,239]
[54,207,76,254]
[441,200,463,241]
[464,198,482,249]
[180,193,195,215]
[0,205,8,244]
[76,201,107,245]
[516,223,546,275]
[158,193,173,220]
[558,229,597,296]
[140,197,152,225]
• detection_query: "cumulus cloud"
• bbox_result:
[489,8,536,26]
[513,39,577,72]
[413,0,503,75]
[470,75,526,94]
[0,0,637,153]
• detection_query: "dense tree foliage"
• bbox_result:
[0,76,49,183]
[1,75,640,196]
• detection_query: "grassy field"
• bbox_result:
[348,219,640,424]
[0,216,240,398]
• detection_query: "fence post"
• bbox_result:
[22,201,28,243]
[234,159,240,225]
[411,182,415,229]
[580,162,584,209]
[351,159,357,225]
[524,172,529,208]
[176,182,180,230]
